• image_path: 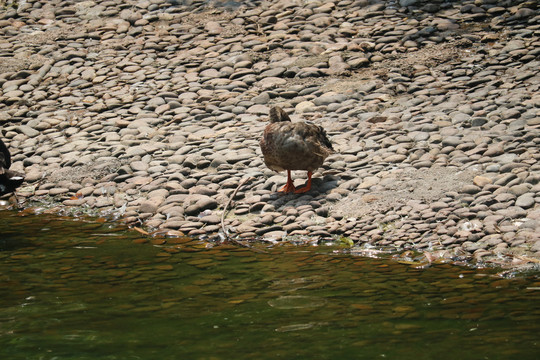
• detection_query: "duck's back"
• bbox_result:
[261,121,333,172]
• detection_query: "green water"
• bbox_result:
[0,211,538,360]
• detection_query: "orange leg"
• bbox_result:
[279,170,296,193]
[294,171,313,194]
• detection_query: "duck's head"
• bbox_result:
[269,106,291,123]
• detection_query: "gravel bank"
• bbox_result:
[1,0,539,267]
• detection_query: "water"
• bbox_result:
[0,210,539,360]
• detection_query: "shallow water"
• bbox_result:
[0,211,539,360]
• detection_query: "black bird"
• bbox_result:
[0,139,24,196]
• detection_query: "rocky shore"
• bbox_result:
[0,0,539,267]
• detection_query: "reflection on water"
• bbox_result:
[0,210,539,360]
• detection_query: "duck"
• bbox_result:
[0,139,24,196]
[260,106,334,193]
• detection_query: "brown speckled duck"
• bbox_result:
[0,139,24,196]
[260,106,334,193]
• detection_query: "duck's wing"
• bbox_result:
[299,121,334,156]
[315,125,334,154]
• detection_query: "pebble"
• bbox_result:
[1,0,538,264]
[473,176,492,188]
[515,194,535,209]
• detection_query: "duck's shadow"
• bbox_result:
[264,174,340,209]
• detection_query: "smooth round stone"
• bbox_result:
[139,200,160,214]
[509,184,531,196]
[496,206,527,219]
[515,194,535,209]
[471,117,487,127]
[63,198,86,206]
[257,77,286,89]
[413,160,432,168]
[130,161,149,171]
[441,136,461,147]
[183,195,218,216]
[252,92,271,104]
[200,214,221,224]
[348,57,370,68]
[410,131,430,141]
[246,104,269,114]
[462,185,481,194]
[295,101,316,113]
[49,188,70,196]
[384,154,407,163]
[431,202,448,211]
[4,90,24,98]
[147,165,167,174]
[473,176,492,187]
[313,93,348,106]
[494,192,515,203]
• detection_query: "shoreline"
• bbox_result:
[0,0,539,269]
